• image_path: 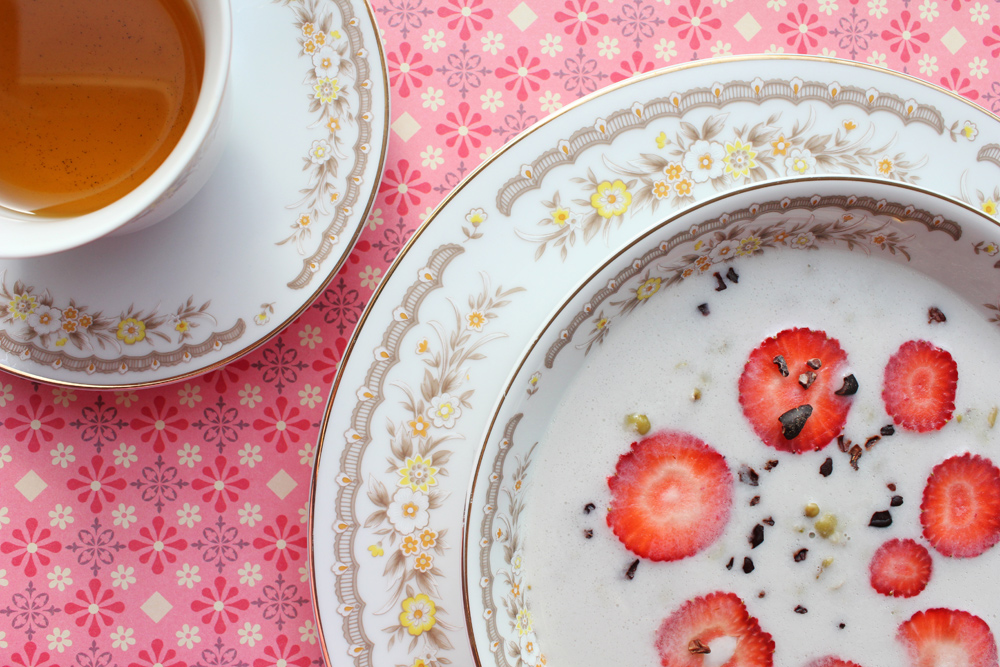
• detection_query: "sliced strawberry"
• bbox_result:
[804,659,865,667]
[656,591,774,667]
[607,431,732,562]
[869,538,932,598]
[921,453,1000,558]
[738,328,852,453]
[882,339,957,432]
[897,608,999,667]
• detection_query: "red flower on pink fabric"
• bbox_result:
[252,396,312,454]
[253,635,311,667]
[191,576,249,634]
[128,516,188,575]
[4,393,65,453]
[387,42,433,98]
[130,639,186,667]
[984,25,1000,58]
[777,3,828,54]
[191,456,250,512]
[378,160,431,216]
[10,642,56,667]
[64,578,125,637]
[312,339,346,384]
[437,0,492,41]
[879,11,929,62]
[494,46,551,102]
[435,102,492,158]
[667,0,721,50]
[553,0,609,45]
[253,515,308,571]
[202,358,250,394]
[130,395,189,453]
[940,67,979,100]
[610,51,656,83]
[66,455,127,513]
[0,517,61,577]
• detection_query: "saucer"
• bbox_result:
[0,0,388,387]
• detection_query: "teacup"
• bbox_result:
[0,0,232,258]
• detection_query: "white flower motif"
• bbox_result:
[422,28,445,53]
[918,53,938,76]
[298,441,316,466]
[421,87,445,111]
[789,231,816,249]
[480,88,504,113]
[110,564,136,590]
[47,627,72,653]
[867,50,887,67]
[298,384,322,409]
[481,30,504,55]
[238,502,263,527]
[238,621,263,647]
[971,2,990,25]
[238,561,263,587]
[115,391,138,407]
[764,44,785,54]
[47,565,72,591]
[177,502,202,528]
[177,383,202,408]
[0,444,10,468]
[767,0,787,9]
[520,632,542,667]
[540,33,563,57]
[112,503,137,529]
[654,38,677,62]
[709,40,732,58]
[709,239,740,262]
[818,0,838,14]
[962,121,979,141]
[51,442,75,468]
[426,393,462,428]
[239,384,262,408]
[176,624,201,649]
[919,0,938,21]
[868,0,887,18]
[682,140,726,183]
[970,56,989,80]
[309,139,333,164]
[512,550,525,572]
[785,147,816,175]
[177,442,202,468]
[0,383,13,407]
[49,503,73,530]
[238,442,262,468]
[300,620,318,644]
[0,507,9,532]
[539,90,562,113]
[0,567,7,586]
[177,563,202,589]
[112,442,137,469]
[51,387,76,407]
[597,35,620,59]
[111,625,135,651]
[421,144,445,170]
[27,306,62,334]
[312,46,341,79]
[386,488,430,535]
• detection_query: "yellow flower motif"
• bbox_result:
[771,135,790,156]
[116,318,146,345]
[872,233,887,245]
[303,39,317,54]
[735,236,762,257]
[663,163,683,180]
[314,31,327,46]
[595,317,609,330]
[77,314,93,329]
[590,180,632,219]
[723,140,758,179]
[412,659,428,667]
[466,310,487,331]
[982,200,997,216]
[368,544,384,557]
[331,30,342,39]
[401,536,420,555]
[314,77,340,103]
[877,157,894,175]
[419,528,438,549]
[962,121,978,140]
[695,256,712,272]
[175,320,190,333]
[297,213,312,228]
[416,338,430,354]
[843,120,857,131]
[326,117,341,133]
[409,415,429,438]
[55,337,67,347]
[674,178,693,196]
[400,594,437,636]
[397,454,438,492]
[983,242,1000,255]
[511,582,520,596]
[551,208,571,226]
[414,552,433,572]
[652,180,671,200]
[302,22,316,37]
[7,293,38,321]
[515,606,533,636]
[636,277,661,300]
[655,131,667,149]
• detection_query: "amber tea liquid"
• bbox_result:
[0,0,204,217]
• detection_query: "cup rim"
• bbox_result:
[0,0,234,258]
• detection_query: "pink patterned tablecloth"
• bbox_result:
[1,0,997,665]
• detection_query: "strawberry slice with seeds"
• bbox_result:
[897,608,999,667]
[738,328,852,453]
[804,659,865,667]
[869,538,933,598]
[921,453,1000,558]
[656,591,774,667]
[607,431,732,562]
[882,340,957,432]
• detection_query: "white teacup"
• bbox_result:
[0,0,232,258]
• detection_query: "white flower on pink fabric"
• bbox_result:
[48,504,73,530]
[50,442,75,469]
[176,624,201,649]
[112,503,136,529]
[177,502,202,528]
[177,442,202,468]
[113,442,137,468]
[46,627,71,653]
[47,565,72,592]
[111,625,135,651]
[238,443,262,468]
[238,502,263,527]
[238,622,263,647]
[238,561,263,587]
[177,563,201,589]
[111,564,136,590]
